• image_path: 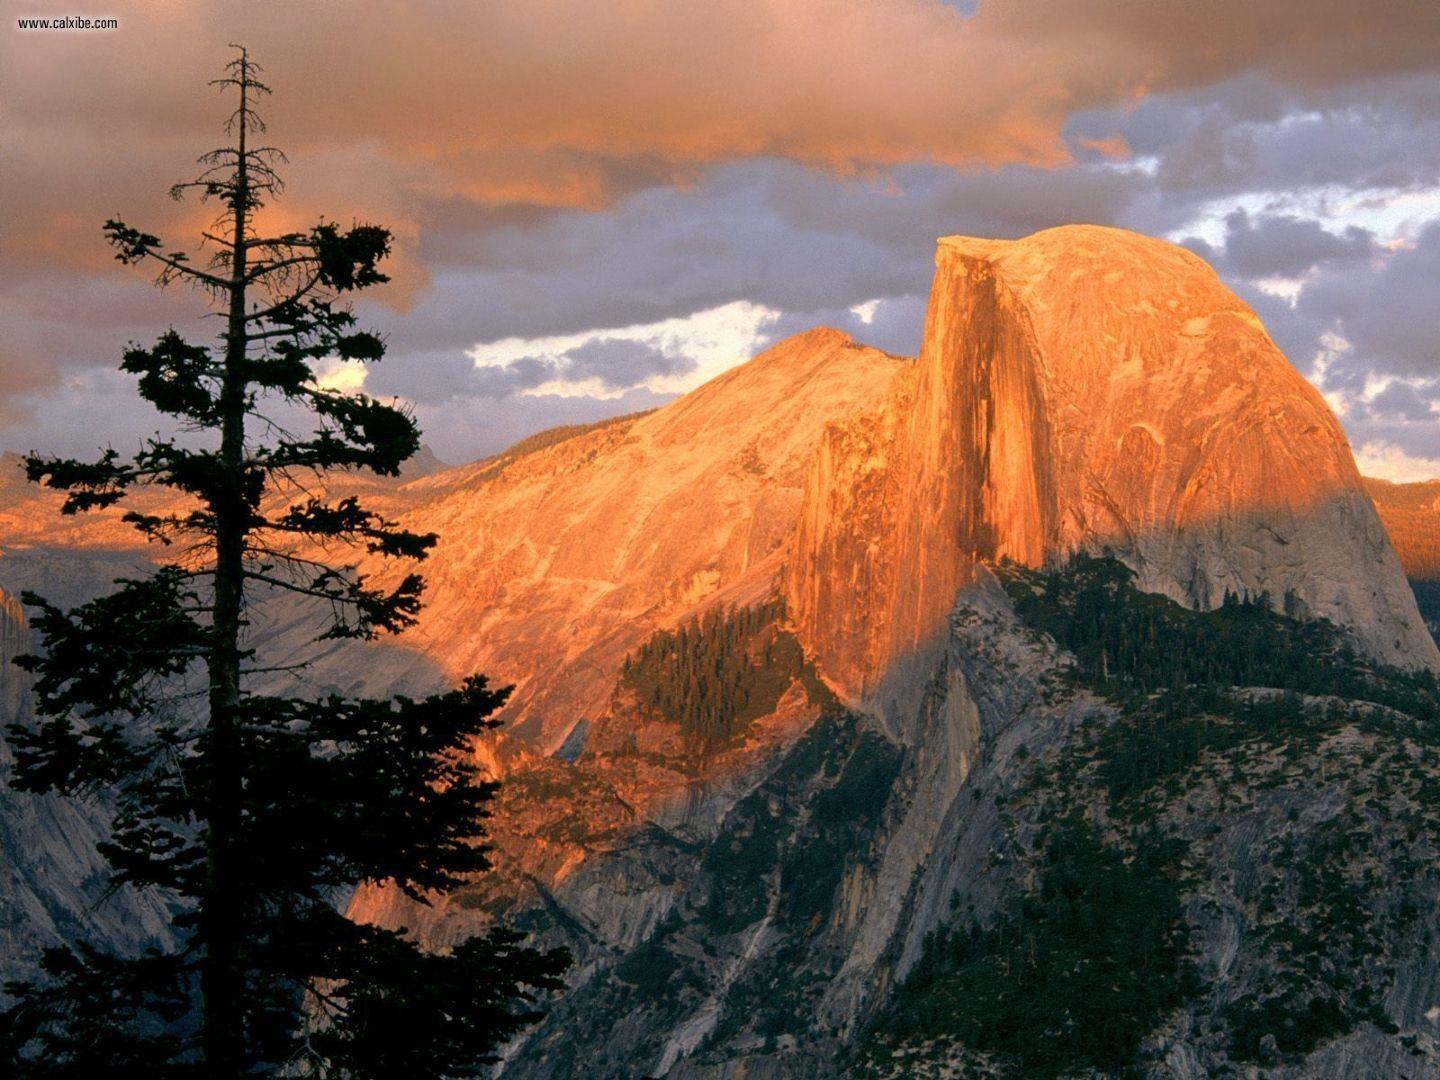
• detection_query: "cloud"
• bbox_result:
[8,1,1440,294]
[563,338,696,391]
[987,1,1440,91]
[358,154,1151,374]
[368,300,779,406]
[312,359,371,395]
[1079,136,1133,160]
[462,340,692,400]
[11,2,1440,187]
[1188,208,1379,280]
[1365,379,1439,422]
[1303,220,1440,381]
[1071,71,1440,220]
[0,262,206,424]
[468,300,781,400]
[1353,443,1440,484]
[6,4,1440,471]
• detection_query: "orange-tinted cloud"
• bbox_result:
[3,0,1439,396]
[9,1,1438,209]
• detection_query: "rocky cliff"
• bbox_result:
[1365,476,1440,643]
[341,228,1440,1077]
[786,226,1436,707]
[1366,476,1440,584]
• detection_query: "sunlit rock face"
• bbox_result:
[786,225,1437,703]
[1366,477,1440,582]
[327,327,907,755]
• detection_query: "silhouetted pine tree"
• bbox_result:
[0,47,566,1078]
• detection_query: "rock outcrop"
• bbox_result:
[1366,476,1440,583]
[787,226,1437,705]
[345,227,1440,1076]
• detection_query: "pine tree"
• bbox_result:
[0,47,567,1078]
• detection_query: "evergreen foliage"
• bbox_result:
[1003,553,1378,696]
[865,555,1440,1076]
[881,819,1195,1078]
[1003,554,1440,803]
[0,49,566,1078]
[618,598,810,746]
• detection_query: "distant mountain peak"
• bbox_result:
[400,443,449,477]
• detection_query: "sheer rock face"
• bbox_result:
[340,227,1437,993]
[787,225,1437,703]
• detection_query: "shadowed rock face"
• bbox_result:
[0,584,175,986]
[787,225,1437,702]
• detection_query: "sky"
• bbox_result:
[3,1,1440,479]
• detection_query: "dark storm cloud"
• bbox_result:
[1201,218,1438,386]
[361,350,503,406]
[1227,212,1376,279]
[853,295,931,358]
[1364,380,1439,423]
[1067,72,1440,204]
[1301,221,1440,382]
[466,358,555,399]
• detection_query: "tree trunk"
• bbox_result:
[201,59,251,1077]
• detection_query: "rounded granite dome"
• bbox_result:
[787,224,1438,694]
